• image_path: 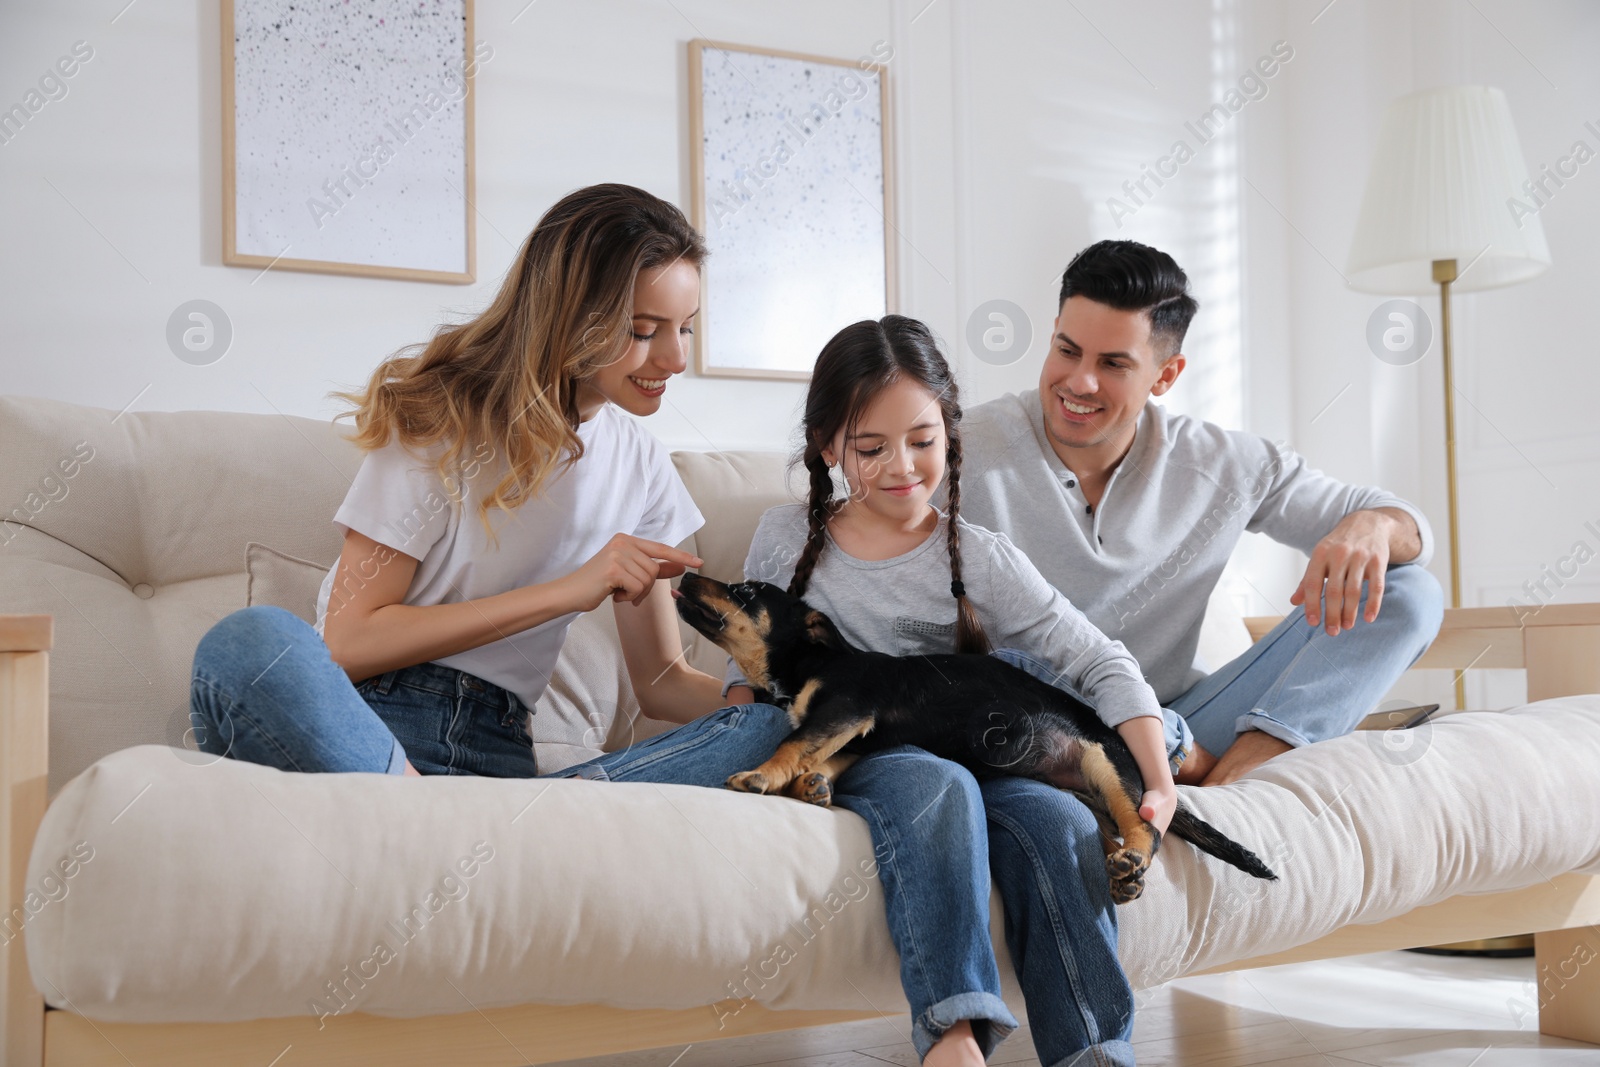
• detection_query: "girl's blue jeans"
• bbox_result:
[190,606,1140,1065]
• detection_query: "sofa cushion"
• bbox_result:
[0,396,364,796]
[25,698,1600,1023]
[245,542,330,624]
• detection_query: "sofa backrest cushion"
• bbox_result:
[1,396,364,796]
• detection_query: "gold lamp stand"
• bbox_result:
[1413,256,1534,957]
[1435,258,1468,714]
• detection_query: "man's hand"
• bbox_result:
[1139,785,1177,837]
[1290,508,1417,635]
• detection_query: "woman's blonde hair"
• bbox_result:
[330,183,706,543]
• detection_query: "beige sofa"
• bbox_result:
[3,394,1599,1067]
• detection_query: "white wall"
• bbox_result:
[4,0,1596,706]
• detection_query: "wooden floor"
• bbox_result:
[541,950,1598,1067]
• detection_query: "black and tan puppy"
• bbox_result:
[674,571,1277,903]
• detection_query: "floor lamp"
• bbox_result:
[1347,86,1552,957]
[1347,85,1552,712]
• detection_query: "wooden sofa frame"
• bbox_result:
[4,605,1599,1066]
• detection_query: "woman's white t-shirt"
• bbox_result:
[314,403,703,713]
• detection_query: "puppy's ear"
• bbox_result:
[803,610,847,649]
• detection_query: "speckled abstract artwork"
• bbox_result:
[698,45,889,376]
[230,0,470,275]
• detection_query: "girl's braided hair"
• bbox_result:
[789,315,990,654]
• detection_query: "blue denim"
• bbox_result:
[974,650,1152,1065]
[354,661,538,777]
[188,607,1035,1057]
[831,749,1020,1060]
[190,606,413,776]
[984,776,1137,1067]
[1170,563,1444,756]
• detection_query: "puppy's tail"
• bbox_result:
[1170,804,1278,881]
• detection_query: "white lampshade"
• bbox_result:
[1347,85,1551,294]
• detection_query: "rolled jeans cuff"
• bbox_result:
[385,737,409,775]
[1234,710,1313,749]
[1164,707,1193,777]
[912,991,1019,1061]
[1051,1038,1138,1067]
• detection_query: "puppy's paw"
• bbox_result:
[1109,874,1145,904]
[726,770,771,794]
[1107,847,1149,904]
[788,772,833,807]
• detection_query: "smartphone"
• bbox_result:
[1358,703,1440,731]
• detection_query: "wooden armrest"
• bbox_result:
[1243,602,1600,702]
[2,614,51,1067]
[1244,602,1600,644]
[0,616,52,655]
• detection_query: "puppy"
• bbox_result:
[675,572,1277,903]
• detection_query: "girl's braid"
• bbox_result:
[788,451,834,598]
[944,430,991,654]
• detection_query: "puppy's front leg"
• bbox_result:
[777,751,860,806]
[727,688,873,807]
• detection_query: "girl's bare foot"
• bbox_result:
[403,759,422,777]
[924,1019,985,1066]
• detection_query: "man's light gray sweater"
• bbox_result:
[955,391,1434,703]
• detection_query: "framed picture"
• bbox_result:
[688,39,896,380]
[222,0,479,284]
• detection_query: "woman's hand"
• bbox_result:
[1139,785,1177,837]
[561,534,703,611]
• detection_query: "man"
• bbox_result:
[959,239,1444,786]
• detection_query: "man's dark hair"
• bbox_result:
[1057,240,1199,359]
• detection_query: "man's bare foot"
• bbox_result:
[1200,730,1292,786]
[403,759,422,777]
[924,1019,984,1067]
[1174,742,1217,785]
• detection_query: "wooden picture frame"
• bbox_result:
[688,39,897,381]
[221,0,478,284]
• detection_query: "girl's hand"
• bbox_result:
[562,534,703,611]
[1139,785,1177,837]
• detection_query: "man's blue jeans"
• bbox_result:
[1171,564,1445,757]
[190,606,1139,1064]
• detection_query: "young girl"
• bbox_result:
[186,186,1029,1066]
[723,315,1190,1067]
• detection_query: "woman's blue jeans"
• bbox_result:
[190,606,1134,1065]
